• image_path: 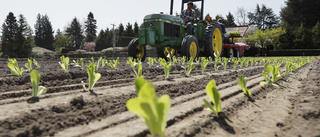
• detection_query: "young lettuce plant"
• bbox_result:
[148,57,155,68]
[201,57,209,74]
[259,64,283,89]
[285,62,293,75]
[184,57,196,76]
[33,59,40,68]
[126,78,171,137]
[203,79,221,114]
[7,58,24,76]
[233,58,239,69]
[159,58,172,79]
[80,58,85,70]
[71,58,81,68]
[108,57,120,70]
[59,56,70,72]
[180,56,187,65]
[25,59,33,72]
[82,63,101,93]
[30,70,47,98]
[127,57,143,78]
[221,58,229,70]
[214,58,219,71]
[236,75,251,97]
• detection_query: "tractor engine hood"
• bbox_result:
[143,14,183,25]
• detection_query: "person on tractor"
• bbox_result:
[181,1,195,24]
[218,19,231,43]
[218,19,226,34]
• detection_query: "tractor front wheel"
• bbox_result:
[128,38,146,61]
[156,47,176,60]
[204,23,223,59]
[181,35,199,59]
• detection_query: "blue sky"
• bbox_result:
[1,0,286,33]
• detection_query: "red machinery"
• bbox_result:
[223,25,250,58]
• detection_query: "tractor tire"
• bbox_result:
[156,47,176,60]
[203,23,224,59]
[128,38,146,61]
[181,35,199,59]
[226,48,236,58]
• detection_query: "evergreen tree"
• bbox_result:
[312,21,320,49]
[294,23,312,49]
[125,22,134,37]
[225,12,236,26]
[65,17,84,49]
[118,23,124,36]
[34,14,54,50]
[1,12,17,57]
[95,29,107,51]
[133,22,139,37]
[85,12,97,41]
[280,0,320,28]
[248,4,279,30]
[14,14,33,57]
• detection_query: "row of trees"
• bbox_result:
[0,11,141,57]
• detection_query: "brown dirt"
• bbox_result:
[0,57,318,137]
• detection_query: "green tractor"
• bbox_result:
[128,0,223,61]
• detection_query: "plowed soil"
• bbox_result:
[0,57,319,137]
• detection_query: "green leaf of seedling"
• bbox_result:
[30,70,46,97]
[135,77,146,94]
[205,79,221,114]
[203,99,215,112]
[33,59,40,68]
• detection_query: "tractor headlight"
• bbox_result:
[149,23,153,28]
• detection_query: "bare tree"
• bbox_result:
[236,7,248,26]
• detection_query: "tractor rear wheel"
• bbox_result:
[181,35,199,59]
[128,38,146,61]
[204,23,223,59]
[156,47,175,60]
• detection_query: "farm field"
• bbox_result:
[0,57,319,137]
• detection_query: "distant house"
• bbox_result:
[32,46,55,56]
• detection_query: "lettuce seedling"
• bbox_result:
[33,59,40,68]
[221,58,229,70]
[127,57,143,78]
[203,79,221,114]
[82,63,101,92]
[7,58,24,76]
[180,56,186,65]
[71,58,81,68]
[233,58,239,69]
[240,59,245,68]
[201,57,209,74]
[59,56,69,72]
[236,75,251,97]
[159,58,172,79]
[25,59,33,72]
[213,58,219,71]
[259,64,283,89]
[108,57,120,70]
[148,57,155,68]
[184,57,196,76]
[285,62,293,75]
[80,58,85,70]
[30,70,47,97]
[126,78,171,137]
